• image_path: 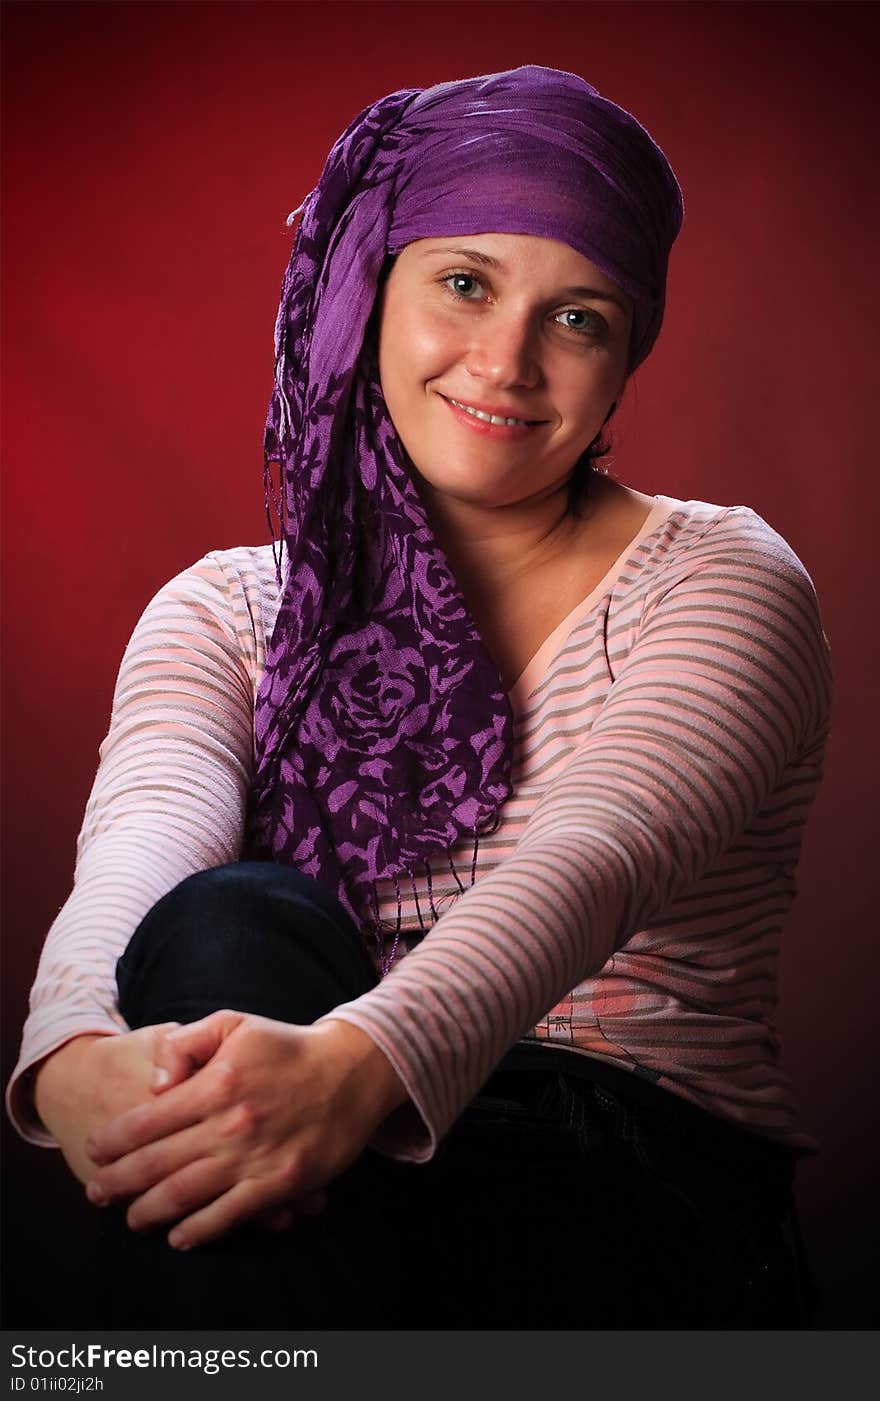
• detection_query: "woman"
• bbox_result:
[7,66,831,1328]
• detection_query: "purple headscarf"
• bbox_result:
[245,66,683,962]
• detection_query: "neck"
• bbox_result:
[416,475,603,596]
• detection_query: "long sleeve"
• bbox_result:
[6,552,262,1143]
[322,508,833,1160]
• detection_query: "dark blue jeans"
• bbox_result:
[96,862,809,1329]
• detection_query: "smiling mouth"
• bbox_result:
[444,397,543,428]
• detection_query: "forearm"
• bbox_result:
[319,835,608,1160]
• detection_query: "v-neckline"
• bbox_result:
[506,494,681,717]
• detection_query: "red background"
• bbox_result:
[2,0,877,1326]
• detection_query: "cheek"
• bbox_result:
[380,302,458,399]
[560,354,628,415]
[410,326,457,392]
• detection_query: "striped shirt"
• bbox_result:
[6,494,832,1160]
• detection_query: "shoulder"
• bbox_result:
[647,496,824,603]
[137,543,282,637]
[155,542,282,602]
[634,496,832,736]
[117,545,283,697]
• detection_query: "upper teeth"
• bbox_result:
[449,399,530,427]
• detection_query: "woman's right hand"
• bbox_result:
[32,1028,180,1186]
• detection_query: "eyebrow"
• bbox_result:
[420,246,630,313]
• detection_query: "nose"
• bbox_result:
[463,311,542,391]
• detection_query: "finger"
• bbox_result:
[166,1175,285,1251]
[158,1010,247,1081]
[125,1155,238,1235]
[86,1120,206,1208]
[150,1023,188,1093]
[86,1055,235,1165]
[168,1177,331,1248]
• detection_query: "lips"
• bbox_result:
[439,394,546,442]
[440,395,546,427]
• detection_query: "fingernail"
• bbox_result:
[86,1183,107,1205]
[151,1067,171,1089]
[168,1229,190,1251]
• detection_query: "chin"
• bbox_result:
[410,466,518,508]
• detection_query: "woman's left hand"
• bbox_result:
[83,1012,408,1250]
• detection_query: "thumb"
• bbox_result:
[148,1022,187,1094]
[151,1009,246,1093]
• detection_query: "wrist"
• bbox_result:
[316,1018,409,1123]
[32,1034,106,1127]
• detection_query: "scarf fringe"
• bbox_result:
[370,817,500,978]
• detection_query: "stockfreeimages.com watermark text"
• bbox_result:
[10,1343,317,1382]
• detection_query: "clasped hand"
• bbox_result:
[84,1011,403,1251]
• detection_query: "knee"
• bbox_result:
[157,860,290,913]
[125,860,374,989]
[116,860,377,1031]
[143,861,334,932]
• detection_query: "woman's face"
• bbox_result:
[378,232,633,512]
